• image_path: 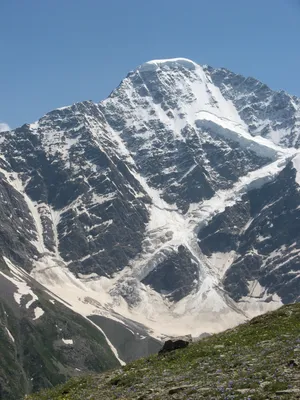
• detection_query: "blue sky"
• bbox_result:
[1,0,300,129]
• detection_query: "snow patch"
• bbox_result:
[239,280,282,318]
[247,280,265,298]
[5,327,15,343]
[292,153,300,185]
[0,257,39,307]
[207,251,236,279]
[33,307,44,320]
[0,122,10,132]
[62,338,73,345]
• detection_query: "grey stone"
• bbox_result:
[168,385,193,394]
[276,389,300,395]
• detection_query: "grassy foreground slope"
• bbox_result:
[26,304,300,400]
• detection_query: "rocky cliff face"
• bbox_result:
[0,57,300,397]
[199,160,300,305]
[205,65,300,147]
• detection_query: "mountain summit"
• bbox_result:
[1,58,300,398]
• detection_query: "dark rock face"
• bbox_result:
[0,174,39,271]
[59,193,149,277]
[102,67,271,212]
[198,201,250,256]
[205,66,300,148]
[0,102,150,277]
[198,162,300,304]
[159,339,190,354]
[142,246,199,301]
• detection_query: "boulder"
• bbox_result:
[158,337,190,354]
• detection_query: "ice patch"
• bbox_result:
[195,117,285,161]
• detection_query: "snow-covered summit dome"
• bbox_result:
[137,57,198,72]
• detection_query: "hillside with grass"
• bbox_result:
[26,304,300,399]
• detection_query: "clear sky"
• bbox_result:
[1,0,300,129]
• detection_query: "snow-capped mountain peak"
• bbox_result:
[137,57,199,71]
[104,56,246,136]
[0,58,300,372]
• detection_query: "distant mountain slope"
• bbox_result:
[0,257,119,400]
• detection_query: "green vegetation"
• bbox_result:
[0,287,119,400]
[26,303,300,399]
